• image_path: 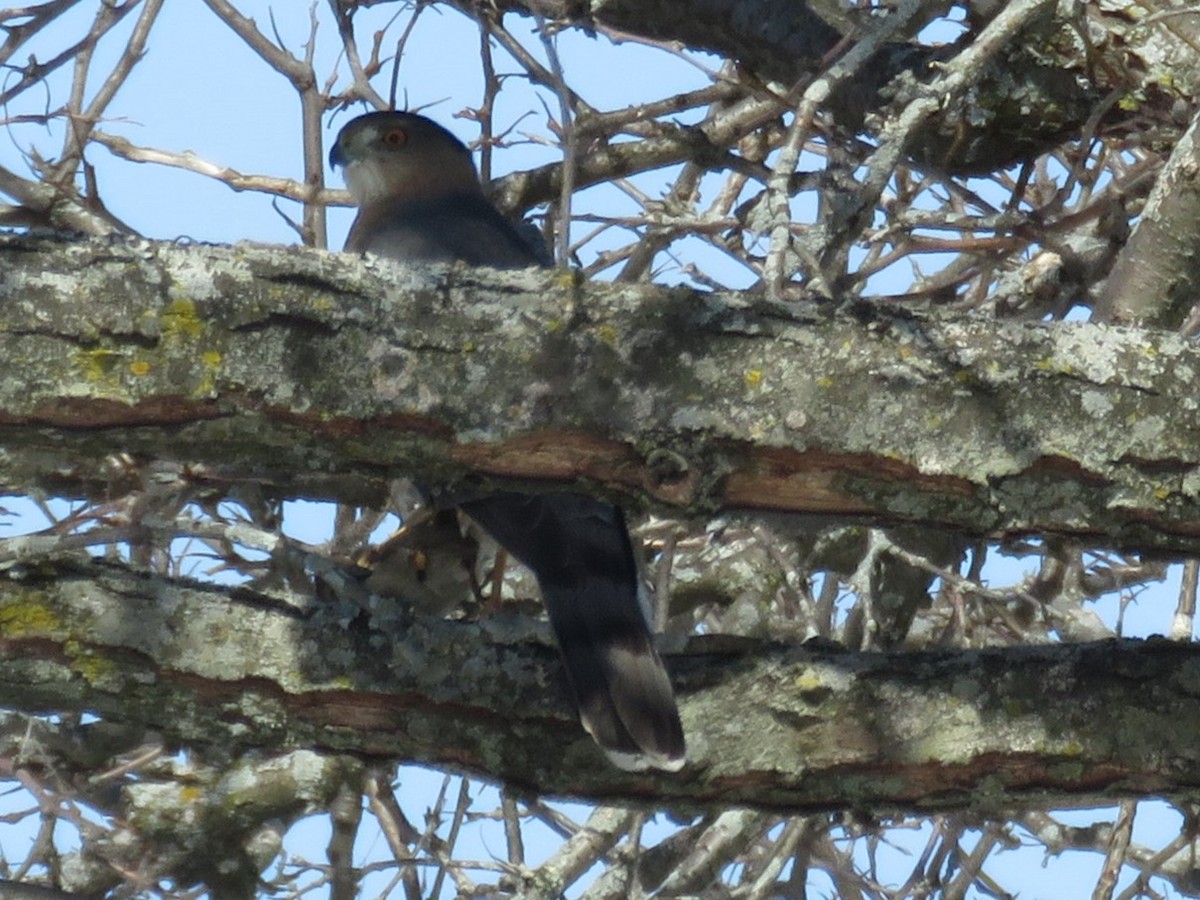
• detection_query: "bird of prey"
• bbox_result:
[329,111,686,772]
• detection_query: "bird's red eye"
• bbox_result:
[383,128,407,147]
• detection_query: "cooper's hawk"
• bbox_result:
[330,111,686,771]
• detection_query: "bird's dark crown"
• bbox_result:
[329,111,471,169]
[330,110,481,209]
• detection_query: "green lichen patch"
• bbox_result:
[0,598,65,638]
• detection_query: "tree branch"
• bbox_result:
[3,235,1200,553]
[4,554,1200,811]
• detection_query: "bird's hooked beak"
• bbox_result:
[330,118,371,171]
[328,135,349,171]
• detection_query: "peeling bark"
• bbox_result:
[4,236,1200,553]
[3,555,1200,812]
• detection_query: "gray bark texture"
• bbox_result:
[6,553,1200,812]
[1097,104,1200,328]
[3,233,1200,808]
[4,235,1200,552]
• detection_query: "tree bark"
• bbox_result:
[1096,103,1200,328]
[4,554,1200,812]
[486,0,1197,176]
[4,235,1200,553]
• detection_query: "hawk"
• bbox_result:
[330,111,685,771]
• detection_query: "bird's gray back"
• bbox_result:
[351,194,545,268]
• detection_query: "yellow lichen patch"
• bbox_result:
[1155,485,1172,501]
[193,350,223,396]
[898,345,914,360]
[65,639,120,687]
[160,298,204,341]
[0,600,63,637]
[129,359,153,376]
[1033,357,1075,376]
[73,347,124,384]
[794,669,825,692]
[180,785,204,804]
[595,323,618,347]
[817,375,834,389]
[744,369,763,389]
[554,269,581,289]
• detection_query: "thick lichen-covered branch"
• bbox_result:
[4,555,1200,811]
[4,236,1200,554]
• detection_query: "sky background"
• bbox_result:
[0,2,1191,897]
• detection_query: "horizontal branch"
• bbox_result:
[4,236,1200,553]
[4,556,1200,811]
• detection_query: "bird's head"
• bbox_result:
[329,111,482,207]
